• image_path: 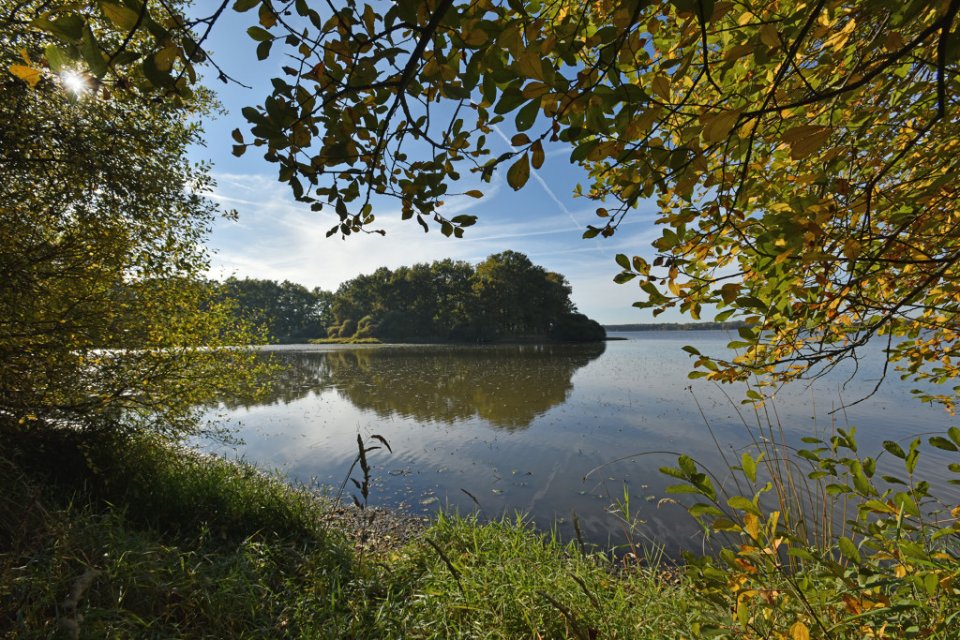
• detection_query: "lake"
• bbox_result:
[199,331,959,553]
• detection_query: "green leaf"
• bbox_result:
[826,483,848,496]
[883,440,906,459]
[851,463,873,495]
[506,153,529,190]
[666,484,705,495]
[515,98,540,132]
[494,87,525,114]
[450,215,477,226]
[727,495,761,516]
[929,436,958,452]
[80,25,107,77]
[893,491,921,517]
[689,503,723,517]
[43,45,72,73]
[247,26,273,42]
[33,14,84,42]
[948,427,960,447]
[838,536,861,564]
[613,272,636,284]
[141,54,169,88]
[906,438,921,474]
[234,0,261,11]
[256,40,272,60]
[741,453,757,482]
[615,254,631,270]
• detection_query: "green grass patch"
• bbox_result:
[0,425,694,638]
[369,513,694,639]
[309,337,382,344]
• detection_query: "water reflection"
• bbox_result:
[224,343,605,430]
[201,334,957,554]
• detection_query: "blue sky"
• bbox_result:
[190,5,674,324]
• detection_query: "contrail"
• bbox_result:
[492,125,587,234]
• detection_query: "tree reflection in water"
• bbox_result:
[219,344,606,430]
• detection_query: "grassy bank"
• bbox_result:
[0,426,695,638]
[4,423,958,638]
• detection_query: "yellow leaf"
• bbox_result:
[744,513,760,539]
[824,18,856,52]
[363,4,376,35]
[463,190,483,198]
[884,32,905,52]
[100,2,141,31]
[259,4,277,28]
[515,47,544,81]
[462,28,488,47]
[842,594,863,614]
[723,44,754,61]
[531,139,545,169]
[790,621,810,640]
[843,239,861,260]
[702,109,741,144]
[154,45,179,72]
[651,74,670,100]
[736,595,749,627]
[521,82,550,99]
[539,35,556,55]
[498,23,522,58]
[759,24,780,48]
[9,64,41,87]
[782,125,831,160]
[506,153,530,190]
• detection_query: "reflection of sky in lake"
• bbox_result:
[198,332,960,554]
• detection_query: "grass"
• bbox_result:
[0,424,695,639]
[373,514,694,639]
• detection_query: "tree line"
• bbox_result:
[216,251,604,343]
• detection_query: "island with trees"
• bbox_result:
[319,251,605,343]
[214,251,605,343]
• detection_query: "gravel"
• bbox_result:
[314,500,431,554]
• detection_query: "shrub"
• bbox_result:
[658,420,960,638]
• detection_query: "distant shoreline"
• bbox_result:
[604,321,745,332]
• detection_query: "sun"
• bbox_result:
[60,70,88,95]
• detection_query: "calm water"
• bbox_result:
[199,331,959,553]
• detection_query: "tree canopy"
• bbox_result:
[2,1,261,435]
[217,277,333,343]
[12,0,960,405]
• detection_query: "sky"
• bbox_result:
[188,5,677,324]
